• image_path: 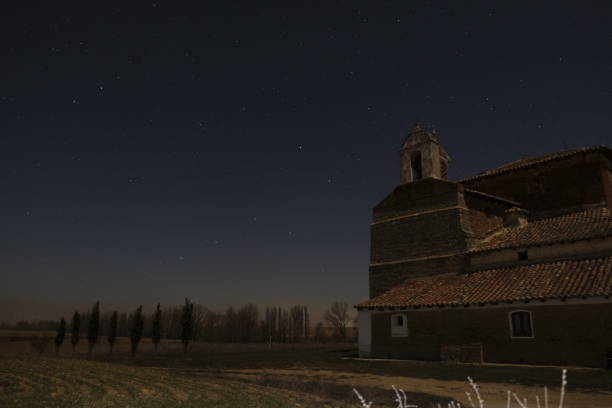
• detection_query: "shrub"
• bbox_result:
[30,335,52,356]
[353,369,568,408]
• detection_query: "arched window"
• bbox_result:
[509,310,534,338]
[391,313,408,337]
[411,151,423,181]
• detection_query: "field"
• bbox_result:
[2,331,612,407]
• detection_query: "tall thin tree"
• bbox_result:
[54,317,66,356]
[70,311,80,354]
[180,298,194,353]
[151,303,162,351]
[129,305,145,356]
[304,306,310,342]
[107,311,118,355]
[87,301,100,356]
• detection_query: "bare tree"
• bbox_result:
[191,304,209,341]
[263,307,277,343]
[323,301,352,342]
[237,303,259,342]
[202,310,222,342]
[289,305,309,342]
[304,307,310,342]
[118,312,128,337]
[289,305,301,342]
[278,308,289,343]
[161,305,181,339]
[314,322,325,343]
[30,335,52,356]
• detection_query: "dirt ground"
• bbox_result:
[225,367,612,408]
[3,331,612,407]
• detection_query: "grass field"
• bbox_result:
[2,330,612,407]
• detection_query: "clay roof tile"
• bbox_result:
[357,256,612,308]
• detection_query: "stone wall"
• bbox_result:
[369,302,612,367]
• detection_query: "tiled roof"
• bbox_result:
[471,206,612,253]
[357,256,612,308]
[460,146,611,182]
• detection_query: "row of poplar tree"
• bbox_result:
[53,299,194,356]
[52,300,316,356]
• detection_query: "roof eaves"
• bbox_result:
[460,146,611,183]
[468,233,612,254]
[463,188,521,206]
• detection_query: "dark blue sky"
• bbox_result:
[1,1,611,322]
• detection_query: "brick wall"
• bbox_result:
[462,151,609,214]
[369,254,467,298]
[372,178,463,223]
[469,237,612,270]
[368,178,475,297]
[370,303,612,367]
[603,168,612,213]
[463,192,507,240]
[371,208,472,263]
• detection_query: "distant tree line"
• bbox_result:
[6,300,356,356]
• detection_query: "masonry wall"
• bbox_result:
[372,178,463,223]
[370,303,612,368]
[369,254,467,298]
[469,237,612,270]
[371,208,472,263]
[369,178,474,297]
[462,151,610,214]
[603,168,612,212]
[463,192,508,240]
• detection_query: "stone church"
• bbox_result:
[356,124,612,367]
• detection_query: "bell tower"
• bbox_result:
[400,124,450,184]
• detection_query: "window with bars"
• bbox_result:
[510,311,533,338]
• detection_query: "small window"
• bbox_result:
[509,311,534,338]
[440,159,448,180]
[411,152,423,181]
[391,313,408,337]
[518,250,528,261]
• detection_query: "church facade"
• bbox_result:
[356,125,612,368]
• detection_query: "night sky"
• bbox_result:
[1,2,611,323]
